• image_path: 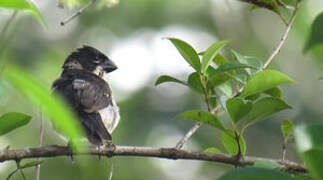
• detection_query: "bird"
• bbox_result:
[52,45,120,148]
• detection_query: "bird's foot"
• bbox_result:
[104,140,116,158]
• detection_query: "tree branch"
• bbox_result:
[261,0,301,70]
[60,0,96,26]
[0,145,306,174]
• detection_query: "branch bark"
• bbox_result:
[0,145,306,174]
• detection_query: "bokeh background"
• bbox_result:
[0,0,323,179]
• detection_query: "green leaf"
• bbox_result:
[264,87,282,98]
[167,38,201,71]
[226,98,252,123]
[210,61,256,77]
[218,81,233,97]
[187,72,204,94]
[204,147,222,153]
[0,0,45,27]
[244,97,292,127]
[201,40,228,73]
[209,73,230,87]
[240,70,293,98]
[253,160,283,170]
[2,63,83,147]
[21,160,44,169]
[295,124,323,180]
[281,119,294,140]
[0,112,31,136]
[178,110,225,131]
[213,54,229,66]
[304,12,323,53]
[154,75,186,86]
[231,50,263,75]
[245,93,261,101]
[6,169,19,180]
[222,130,246,155]
[219,167,296,180]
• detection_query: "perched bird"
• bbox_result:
[52,45,120,147]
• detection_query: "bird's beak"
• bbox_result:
[102,60,118,73]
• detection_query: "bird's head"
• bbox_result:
[63,45,118,77]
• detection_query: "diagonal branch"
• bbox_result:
[0,145,306,174]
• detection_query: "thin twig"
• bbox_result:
[282,143,287,162]
[60,0,96,26]
[108,163,114,180]
[175,122,203,149]
[36,111,44,180]
[261,0,301,70]
[0,145,307,174]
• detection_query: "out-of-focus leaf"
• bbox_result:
[244,97,292,127]
[2,63,83,147]
[201,40,228,74]
[222,130,246,155]
[304,12,323,53]
[187,72,204,93]
[213,54,229,66]
[155,75,186,86]
[178,110,225,131]
[226,98,252,123]
[6,169,19,180]
[295,124,323,180]
[218,81,233,97]
[231,50,262,75]
[21,160,44,169]
[0,0,45,27]
[253,160,283,170]
[167,38,201,71]
[204,147,222,153]
[219,167,295,180]
[281,119,294,140]
[0,112,31,136]
[209,73,230,87]
[264,86,282,98]
[209,61,256,78]
[240,70,293,98]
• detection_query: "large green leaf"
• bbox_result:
[304,12,323,53]
[0,0,45,27]
[178,110,225,131]
[2,64,83,146]
[222,130,246,155]
[240,70,293,98]
[167,38,201,72]
[0,112,31,136]
[264,86,282,98]
[226,98,252,123]
[244,97,292,127]
[201,40,228,73]
[295,124,323,180]
[154,75,186,86]
[219,167,295,180]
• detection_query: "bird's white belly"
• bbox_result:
[98,95,120,134]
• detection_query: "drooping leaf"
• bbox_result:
[187,72,204,93]
[201,40,228,74]
[240,70,293,98]
[253,160,283,170]
[264,86,282,98]
[244,97,292,127]
[295,124,323,180]
[204,147,222,153]
[167,38,201,71]
[0,112,31,136]
[304,12,323,53]
[155,75,186,86]
[0,0,45,27]
[226,98,252,123]
[281,119,294,140]
[2,63,83,146]
[222,130,246,155]
[231,50,263,75]
[178,110,225,131]
[219,167,296,180]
